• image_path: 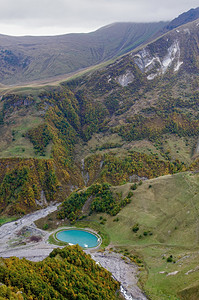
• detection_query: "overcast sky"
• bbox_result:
[0,0,198,36]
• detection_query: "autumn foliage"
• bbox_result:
[0,245,119,300]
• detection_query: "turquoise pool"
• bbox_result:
[56,229,100,248]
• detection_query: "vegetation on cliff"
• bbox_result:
[0,158,58,215]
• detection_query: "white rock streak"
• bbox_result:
[117,70,134,87]
[134,49,157,73]
[162,40,181,73]
[167,271,179,276]
[174,61,183,72]
[134,39,183,80]
[147,73,157,80]
[183,28,190,35]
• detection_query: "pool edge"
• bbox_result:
[53,227,102,249]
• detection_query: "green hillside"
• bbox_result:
[0,22,167,85]
[75,172,199,299]
[35,171,199,299]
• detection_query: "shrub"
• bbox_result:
[29,236,42,242]
[43,223,49,230]
[132,223,139,233]
[167,255,173,262]
[131,183,137,190]
[127,191,134,198]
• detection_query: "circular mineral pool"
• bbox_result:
[56,229,100,248]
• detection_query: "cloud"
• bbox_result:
[0,0,198,35]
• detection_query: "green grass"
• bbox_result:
[0,22,167,86]
[48,232,68,246]
[0,216,18,226]
[162,135,195,165]
[35,172,199,298]
[81,172,199,299]
[0,115,52,159]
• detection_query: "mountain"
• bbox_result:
[0,7,198,86]
[165,6,199,31]
[0,10,199,300]
[0,18,198,215]
[0,22,167,85]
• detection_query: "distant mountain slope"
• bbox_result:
[165,6,199,31]
[0,22,167,85]
[0,8,198,86]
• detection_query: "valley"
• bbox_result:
[0,8,199,300]
[1,171,199,299]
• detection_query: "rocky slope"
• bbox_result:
[164,6,199,31]
[0,7,198,86]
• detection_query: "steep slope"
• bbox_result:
[0,15,199,300]
[0,89,85,215]
[63,19,199,186]
[0,22,167,85]
[0,18,198,216]
[0,7,198,86]
[65,18,199,147]
[165,6,199,31]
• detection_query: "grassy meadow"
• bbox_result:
[0,216,18,226]
[36,171,199,299]
[78,172,199,299]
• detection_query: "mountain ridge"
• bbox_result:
[165,6,199,31]
[0,8,198,86]
[0,22,168,85]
